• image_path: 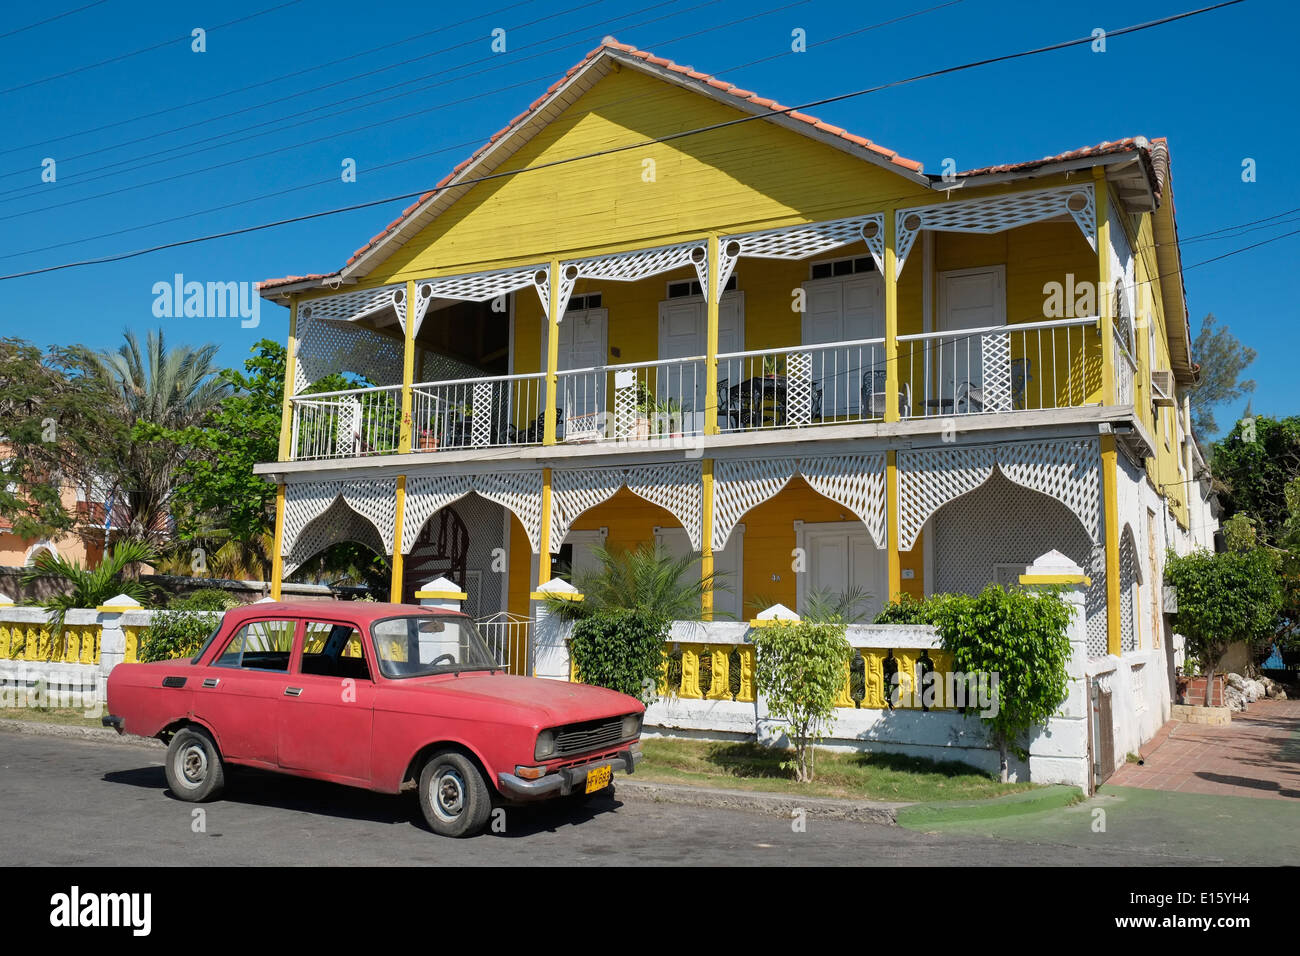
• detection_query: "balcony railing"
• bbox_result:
[290,385,403,460]
[411,372,546,452]
[284,319,1108,460]
[717,338,888,432]
[898,316,1101,417]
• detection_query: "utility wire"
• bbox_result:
[0,0,110,41]
[0,0,1248,282]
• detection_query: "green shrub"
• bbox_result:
[168,588,240,611]
[138,609,224,662]
[568,608,667,701]
[750,620,852,782]
[875,585,1073,781]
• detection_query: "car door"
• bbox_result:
[194,617,299,768]
[277,618,376,784]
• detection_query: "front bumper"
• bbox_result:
[102,715,123,734]
[497,746,642,802]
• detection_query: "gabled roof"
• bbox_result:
[260,36,931,292]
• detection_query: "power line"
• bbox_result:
[0,1,954,262]
[0,0,306,95]
[0,0,1249,283]
[0,0,109,41]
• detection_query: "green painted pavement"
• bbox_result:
[901,784,1300,865]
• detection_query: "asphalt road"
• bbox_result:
[0,730,1240,866]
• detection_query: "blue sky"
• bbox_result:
[0,0,1292,437]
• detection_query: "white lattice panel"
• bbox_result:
[895,184,1096,277]
[801,454,887,549]
[712,458,798,551]
[401,474,473,554]
[613,373,636,441]
[570,242,709,291]
[298,285,404,327]
[474,471,544,552]
[551,467,626,547]
[294,317,404,393]
[996,438,1100,544]
[471,382,492,447]
[418,266,541,304]
[786,352,813,425]
[716,215,882,299]
[1120,525,1139,653]
[981,332,1013,412]
[897,447,997,551]
[283,496,386,578]
[627,462,703,550]
[338,478,398,554]
[282,481,346,557]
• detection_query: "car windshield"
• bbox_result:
[370,615,499,678]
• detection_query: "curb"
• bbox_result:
[0,718,164,749]
[614,778,907,825]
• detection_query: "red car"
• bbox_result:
[103,601,644,837]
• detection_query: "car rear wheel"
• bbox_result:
[418,752,491,837]
[164,726,225,802]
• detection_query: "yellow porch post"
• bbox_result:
[390,475,408,603]
[542,260,561,446]
[883,211,902,600]
[704,235,720,437]
[399,279,417,454]
[270,483,286,600]
[701,459,715,621]
[277,298,299,461]
[538,467,554,584]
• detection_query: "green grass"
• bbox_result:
[637,737,1040,803]
[0,706,105,730]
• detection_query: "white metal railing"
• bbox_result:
[717,337,887,431]
[411,372,546,451]
[476,612,532,675]
[290,384,404,460]
[555,356,705,442]
[898,317,1100,418]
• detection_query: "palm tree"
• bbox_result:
[72,330,231,547]
[22,540,158,654]
[550,542,728,621]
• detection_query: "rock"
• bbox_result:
[1247,679,1267,701]
[1223,684,1248,712]
[1226,672,1247,690]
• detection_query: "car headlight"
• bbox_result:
[621,713,642,740]
[534,729,556,761]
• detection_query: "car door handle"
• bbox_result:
[284,687,303,697]
[201,678,219,688]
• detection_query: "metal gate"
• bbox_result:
[1092,680,1116,788]
[475,612,533,676]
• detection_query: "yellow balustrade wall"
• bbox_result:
[658,643,757,703]
[0,622,103,664]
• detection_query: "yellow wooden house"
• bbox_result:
[255,37,1211,673]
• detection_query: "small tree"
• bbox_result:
[566,609,667,699]
[1164,548,1282,704]
[750,620,852,782]
[876,586,1074,782]
[21,541,158,653]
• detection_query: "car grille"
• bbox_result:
[554,717,625,757]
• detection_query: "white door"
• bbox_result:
[800,523,886,621]
[563,530,606,584]
[655,527,743,621]
[547,308,607,436]
[801,275,883,415]
[937,267,1005,406]
[657,293,743,434]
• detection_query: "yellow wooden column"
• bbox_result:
[538,466,554,584]
[542,260,562,446]
[701,458,715,620]
[277,298,299,460]
[270,483,286,600]
[390,475,408,602]
[1095,168,1115,406]
[703,235,720,436]
[886,451,901,602]
[399,278,417,454]
[883,210,901,425]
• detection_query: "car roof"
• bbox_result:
[222,601,461,624]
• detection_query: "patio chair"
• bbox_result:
[861,369,912,419]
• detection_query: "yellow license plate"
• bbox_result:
[585,764,612,794]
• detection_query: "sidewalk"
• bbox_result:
[1108,699,1300,800]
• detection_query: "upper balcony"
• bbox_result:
[280,182,1135,464]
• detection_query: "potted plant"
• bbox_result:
[632,382,653,441]
[418,428,438,451]
[654,397,683,438]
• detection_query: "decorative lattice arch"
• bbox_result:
[712,458,799,551]
[550,462,704,551]
[293,315,404,394]
[414,266,548,338]
[897,439,1101,550]
[283,496,387,578]
[557,243,709,317]
[281,478,397,575]
[801,454,888,549]
[897,447,998,551]
[402,471,544,554]
[716,214,884,300]
[894,184,1097,277]
[298,284,404,327]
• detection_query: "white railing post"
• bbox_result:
[97,594,142,702]
[530,578,582,681]
[414,576,466,613]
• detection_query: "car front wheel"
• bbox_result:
[418,751,492,837]
[164,726,225,802]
